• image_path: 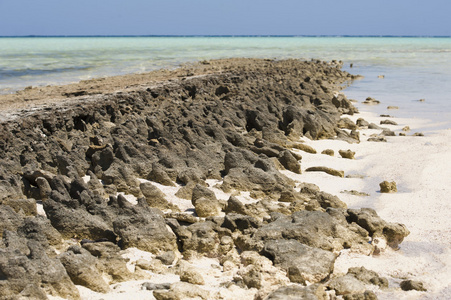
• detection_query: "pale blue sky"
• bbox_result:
[0,0,449,36]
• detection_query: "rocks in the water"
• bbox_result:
[265,284,327,300]
[0,58,412,298]
[380,181,397,193]
[305,166,344,177]
[400,280,427,291]
[339,149,356,159]
[321,149,334,156]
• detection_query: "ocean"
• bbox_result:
[1,36,450,131]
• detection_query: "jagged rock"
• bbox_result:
[290,142,316,154]
[265,284,327,300]
[191,184,217,205]
[43,194,116,241]
[178,261,205,285]
[339,149,355,159]
[58,246,110,293]
[113,198,177,253]
[347,266,389,288]
[194,197,222,217]
[18,215,63,247]
[176,221,220,258]
[347,208,409,249]
[278,150,301,174]
[305,166,344,177]
[142,282,172,290]
[236,251,290,295]
[148,163,176,187]
[380,181,397,193]
[367,135,387,142]
[400,280,427,291]
[224,196,248,215]
[368,123,382,130]
[140,181,177,210]
[82,241,135,283]
[321,149,334,156]
[381,129,396,136]
[263,239,336,283]
[222,213,261,232]
[0,205,24,238]
[2,198,36,216]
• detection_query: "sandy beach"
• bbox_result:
[1,58,450,300]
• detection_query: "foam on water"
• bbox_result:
[1,36,450,130]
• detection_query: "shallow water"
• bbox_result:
[1,36,450,130]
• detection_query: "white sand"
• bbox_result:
[62,105,451,299]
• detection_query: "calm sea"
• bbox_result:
[1,36,450,130]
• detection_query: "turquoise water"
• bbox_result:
[1,37,450,130]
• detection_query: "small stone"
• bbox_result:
[402,126,410,132]
[378,75,385,79]
[387,106,399,110]
[379,181,397,193]
[413,132,424,136]
[400,280,427,291]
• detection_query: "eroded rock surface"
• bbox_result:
[0,58,409,298]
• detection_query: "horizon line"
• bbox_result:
[1,34,450,38]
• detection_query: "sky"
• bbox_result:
[0,0,450,36]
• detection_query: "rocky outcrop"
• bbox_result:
[0,58,410,298]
